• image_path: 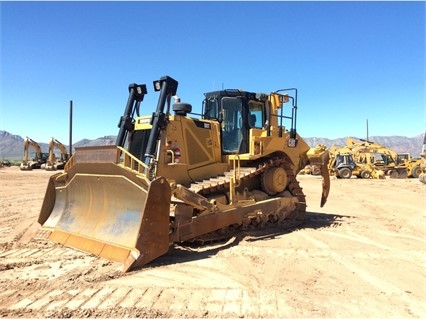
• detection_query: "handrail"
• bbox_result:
[63,146,151,179]
[117,146,150,177]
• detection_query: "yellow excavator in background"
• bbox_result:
[20,137,49,170]
[36,76,330,272]
[44,137,69,171]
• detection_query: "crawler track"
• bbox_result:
[185,157,307,243]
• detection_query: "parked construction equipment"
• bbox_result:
[396,153,422,178]
[298,144,326,176]
[20,137,49,170]
[332,137,407,178]
[328,148,384,179]
[44,137,69,171]
[418,132,426,184]
[0,160,11,168]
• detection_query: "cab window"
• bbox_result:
[248,101,264,128]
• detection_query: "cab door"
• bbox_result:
[221,97,249,154]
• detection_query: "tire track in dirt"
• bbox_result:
[1,233,314,317]
[1,171,425,318]
[299,230,425,318]
[0,240,272,317]
[324,229,426,255]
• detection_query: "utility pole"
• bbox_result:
[366,119,369,141]
[69,100,73,156]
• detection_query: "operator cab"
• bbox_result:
[202,90,266,155]
[334,153,356,170]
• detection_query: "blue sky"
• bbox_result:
[1,1,425,144]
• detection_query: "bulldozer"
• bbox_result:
[36,76,330,272]
[20,137,49,170]
[44,137,69,171]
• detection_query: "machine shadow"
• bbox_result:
[143,211,354,269]
[302,211,354,230]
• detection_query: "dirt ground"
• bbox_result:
[0,166,425,318]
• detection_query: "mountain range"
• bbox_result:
[1,130,424,160]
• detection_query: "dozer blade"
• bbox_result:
[37,163,171,272]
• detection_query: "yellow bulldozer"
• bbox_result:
[36,76,330,272]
